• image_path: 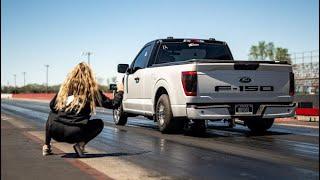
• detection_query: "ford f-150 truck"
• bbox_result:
[112,37,296,134]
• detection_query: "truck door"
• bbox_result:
[123,45,152,113]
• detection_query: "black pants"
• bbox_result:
[45,118,104,145]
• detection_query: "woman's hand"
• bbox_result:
[117,82,124,92]
[113,91,123,109]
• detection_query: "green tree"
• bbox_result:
[249,41,269,60]
[266,42,275,60]
[249,41,290,63]
[258,41,267,60]
[275,48,291,63]
[249,45,259,60]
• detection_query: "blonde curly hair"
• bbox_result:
[55,62,102,114]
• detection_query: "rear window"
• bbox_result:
[155,42,233,64]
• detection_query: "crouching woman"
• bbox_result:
[42,62,123,157]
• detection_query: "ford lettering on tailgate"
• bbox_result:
[214,86,274,92]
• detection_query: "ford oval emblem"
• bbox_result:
[239,77,251,83]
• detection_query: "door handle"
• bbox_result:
[134,77,140,83]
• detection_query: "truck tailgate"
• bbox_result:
[196,62,293,103]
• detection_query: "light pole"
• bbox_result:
[45,65,49,93]
[22,72,26,87]
[82,52,93,65]
[13,74,16,94]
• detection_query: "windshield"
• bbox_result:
[155,42,233,64]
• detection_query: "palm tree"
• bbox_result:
[266,42,275,60]
[250,41,269,60]
[258,41,267,60]
[275,48,291,63]
[249,45,259,60]
[249,41,290,62]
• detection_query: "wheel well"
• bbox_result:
[154,87,168,112]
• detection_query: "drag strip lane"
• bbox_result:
[2,99,318,158]
[1,99,319,179]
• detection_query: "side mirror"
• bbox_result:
[109,83,117,91]
[117,64,129,73]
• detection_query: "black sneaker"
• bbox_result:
[73,143,85,158]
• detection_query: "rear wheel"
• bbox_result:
[156,94,184,133]
[113,105,128,126]
[246,118,274,134]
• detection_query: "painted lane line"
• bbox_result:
[275,123,319,129]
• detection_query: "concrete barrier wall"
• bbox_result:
[12,93,56,100]
[1,94,13,99]
[2,93,114,101]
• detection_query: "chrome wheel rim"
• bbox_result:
[113,108,120,123]
[158,104,165,126]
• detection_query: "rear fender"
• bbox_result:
[153,79,173,114]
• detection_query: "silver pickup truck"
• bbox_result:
[112,37,296,134]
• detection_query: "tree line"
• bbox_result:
[249,41,291,63]
[1,83,111,94]
[1,76,118,94]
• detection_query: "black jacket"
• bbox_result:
[49,90,123,125]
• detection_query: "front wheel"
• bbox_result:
[246,118,274,134]
[113,105,128,126]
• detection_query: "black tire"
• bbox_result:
[113,105,128,126]
[156,94,184,133]
[246,118,274,134]
[189,120,207,136]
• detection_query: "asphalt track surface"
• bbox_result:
[1,99,319,179]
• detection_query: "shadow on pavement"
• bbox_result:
[208,125,292,136]
[61,151,151,158]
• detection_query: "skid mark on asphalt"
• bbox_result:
[1,114,33,129]
[98,121,320,171]
[27,131,171,180]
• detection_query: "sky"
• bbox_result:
[1,0,319,86]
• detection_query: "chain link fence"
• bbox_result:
[291,50,319,95]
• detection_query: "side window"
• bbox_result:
[133,45,152,69]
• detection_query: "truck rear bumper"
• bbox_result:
[186,103,296,119]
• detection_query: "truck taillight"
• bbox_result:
[181,71,197,96]
[289,72,295,96]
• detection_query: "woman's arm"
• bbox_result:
[97,90,123,109]
[97,90,113,109]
